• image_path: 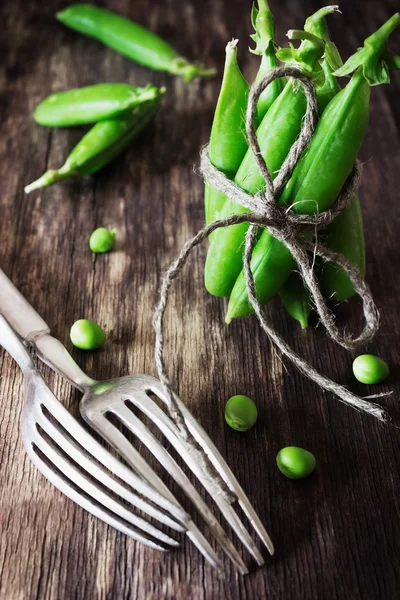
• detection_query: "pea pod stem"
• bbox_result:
[25,94,163,193]
[334,13,400,84]
[251,0,285,125]
[250,0,275,52]
[25,164,77,192]
[57,4,215,82]
[304,5,343,73]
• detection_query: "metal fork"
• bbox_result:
[0,313,188,552]
[0,269,274,572]
[0,310,225,572]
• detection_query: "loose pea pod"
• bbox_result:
[25,92,164,193]
[205,1,284,229]
[226,15,400,322]
[204,8,334,298]
[204,40,249,226]
[34,83,161,127]
[57,4,215,83]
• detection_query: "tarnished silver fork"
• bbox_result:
[0,269,274,572]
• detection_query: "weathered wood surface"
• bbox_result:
[1,0,399,598]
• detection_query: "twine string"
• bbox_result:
[153,66,390,501]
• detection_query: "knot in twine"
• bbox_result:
[153,66,391,502]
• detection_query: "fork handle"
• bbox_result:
[0,314,35,373]
[0,269,50,340]
[0,269,94,391]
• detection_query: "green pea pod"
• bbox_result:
[57,4,215,83]
[305,6,366,302]
[25,93,164,193]
[277,7,342,326]
[319,195,366,300]
[226,14,400,322]
[34,83,161,127]
[278,272,311,329]
[304,6,343,111]
[204,40,249,226]
[250,0,285,125]
[205,0,283,228]
[204,8,333,298]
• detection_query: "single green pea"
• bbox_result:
[70,319,106,350]
[89,228,116,253]
[224,395,258,432]
[276,446,316,480]
[352,354,389,385]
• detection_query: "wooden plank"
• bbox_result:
[0,0,399,598]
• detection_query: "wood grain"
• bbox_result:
[1,1,399,598]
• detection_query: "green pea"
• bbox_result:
[276,446,316,479]
[70,319,106,350]
[89,228,116,253]
[352,354,389,384]
[225,395,258,432]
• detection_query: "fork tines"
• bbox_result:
[24,371,191,552]
[81,375,274,572]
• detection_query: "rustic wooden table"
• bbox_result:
[1,1,399,598]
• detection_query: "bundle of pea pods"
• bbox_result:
[25,2,399,331]
[205,2,400,327]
